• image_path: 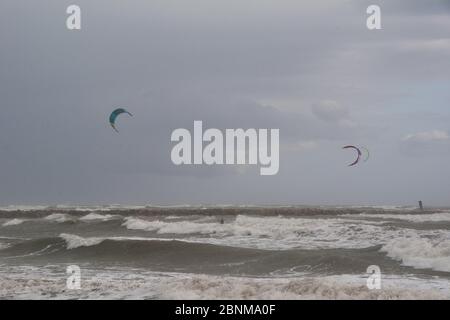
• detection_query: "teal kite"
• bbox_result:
[109,108,132,132]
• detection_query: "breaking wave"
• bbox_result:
[0,233,403,276]
[157,274,450,300]
[44,214,73,223]
[121,215,448,250]
[59,233,105,249]
[381,236,450,272]
[2,219,25,227]
[79,213,117,221]
[1,267,449,300]
[349,212,450,223]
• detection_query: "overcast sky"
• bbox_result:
[1,0,449,206]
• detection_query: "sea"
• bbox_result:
[1,205,449,299]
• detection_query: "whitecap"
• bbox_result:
[2,219,25,227]
[381,236,450,272]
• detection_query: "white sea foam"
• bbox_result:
[122,215,449,250]
[157,274,450,300]
[123,217,221,234]
[0,205,48,212]
[58,233,183,250]
[361,205,417,211]
[381,237,450,272]
[44,213,73,223]
[79,213,117,221]
[59,233,104,249]
[332,205,417,211]
[348,212,450,223]
[52,204,145,212]
[1,266,449,300]
[2,219,26,227]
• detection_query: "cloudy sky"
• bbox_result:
[1,0,449,206]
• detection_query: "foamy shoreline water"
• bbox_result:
[1,266,449,300]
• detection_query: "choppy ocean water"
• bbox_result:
[1,205,450,299]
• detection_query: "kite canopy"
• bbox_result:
[361,147,370,162]
[342,145,362,167]
[109,108,132,132]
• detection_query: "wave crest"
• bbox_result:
[381,237,450,272]
[59,233,104,249]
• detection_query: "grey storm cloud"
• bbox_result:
[0,0,449,205]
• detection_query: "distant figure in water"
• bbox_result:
[220,218,224,224]
[419,201,424,211]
